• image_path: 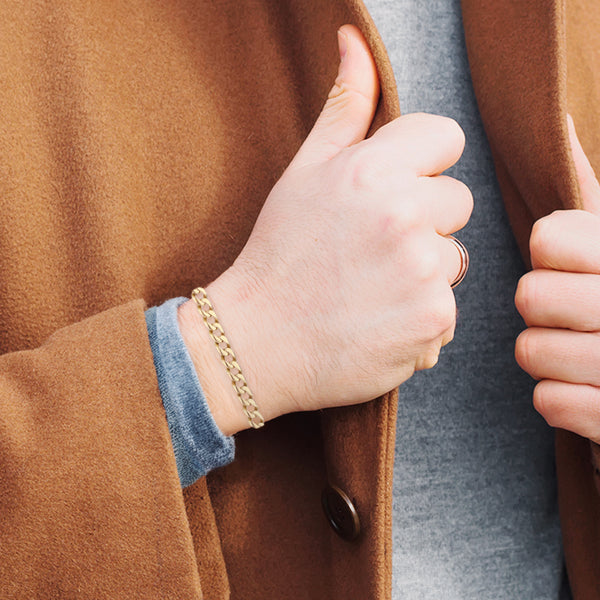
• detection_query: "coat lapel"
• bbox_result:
[461,0,582,262]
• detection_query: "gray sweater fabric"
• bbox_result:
[362,0,565,598]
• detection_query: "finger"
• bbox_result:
[515,327,600,386]
[419,175,474,235]
[568,114,600,215]
[369,112,466,177]
[515,270,600,331]
[291,25,379,169]
[414,286,457,369]
[438,234,468,288]
[529,209,600,273]
[533,380,600,444]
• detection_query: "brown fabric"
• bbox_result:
[0,302,202,597]
[461,0,582,260]
[0,0,598,598]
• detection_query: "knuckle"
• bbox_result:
[401,111,431,126]
[532,382,559,426]
[328,78,374,108]
[394,201,428,235]
[416,345,441,371]
[514,273,536,320]
[346,147,380,192]
[439,116,466,148]
[514,329,536,373]
[426,294,457,339]
[532,383,549,419]
[404,112,464,142]
[412,245,441,283]
[455,179,474,216]
[529,215,557,264]
[377,203,428,250]
[440,177,473,228]
[403,112,465,139]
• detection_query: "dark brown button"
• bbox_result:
[321,484,360,541]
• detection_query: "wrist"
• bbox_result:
[177,296,249,436]
[177,267,292,435]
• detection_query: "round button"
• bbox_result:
[321,484,360,541]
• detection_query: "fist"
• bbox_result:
[515,116,600,443]
[199,25,473,430]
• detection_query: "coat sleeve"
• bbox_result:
[0,299,204,598]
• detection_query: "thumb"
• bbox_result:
[568,113,600,215]
[290,24,380,170]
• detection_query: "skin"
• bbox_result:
[178,25,473,436]
[515,115,600,444]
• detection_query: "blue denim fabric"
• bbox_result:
[146,297,235,487]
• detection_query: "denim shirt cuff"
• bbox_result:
[146,297,235,487]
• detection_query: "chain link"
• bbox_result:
[191,287,265,429]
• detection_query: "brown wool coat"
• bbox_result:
[0,0,599,598]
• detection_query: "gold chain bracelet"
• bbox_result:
[191,287,265,429]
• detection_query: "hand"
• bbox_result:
[180,25,473,435]
[515,115,600,443]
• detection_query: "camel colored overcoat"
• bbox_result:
[0,0,599,598]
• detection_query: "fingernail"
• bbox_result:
[337,29,348,62]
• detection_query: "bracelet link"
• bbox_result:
[191,287,265,429]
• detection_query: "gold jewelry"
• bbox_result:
[191,287,265,429]
[447,235,469,289]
